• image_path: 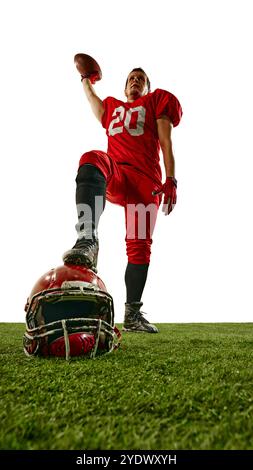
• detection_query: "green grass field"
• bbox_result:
[0,323,253,450]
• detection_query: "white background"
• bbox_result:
[0,0,252,324]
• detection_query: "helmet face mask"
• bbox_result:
[23,266,121,360]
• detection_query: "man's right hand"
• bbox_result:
[81,72,100,84]
[74,53,102,83]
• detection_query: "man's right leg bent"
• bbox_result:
[63,151,113,270]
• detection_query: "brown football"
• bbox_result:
[74,53,102,83]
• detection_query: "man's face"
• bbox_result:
[125,71,149,100]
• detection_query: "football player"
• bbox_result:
[63,67,183,333]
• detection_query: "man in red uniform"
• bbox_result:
[63,68,182,333]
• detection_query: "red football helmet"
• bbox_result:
[23,264,121,360]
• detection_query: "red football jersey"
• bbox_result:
[101,88,182,184]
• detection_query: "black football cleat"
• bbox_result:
[63,237,99,272]
[123,302,158,333]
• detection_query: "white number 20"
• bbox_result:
[108,106,146,137]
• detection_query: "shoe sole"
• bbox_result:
[63,253,97,273]
[122,327,158,333]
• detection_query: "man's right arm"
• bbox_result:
[82,78,105,123]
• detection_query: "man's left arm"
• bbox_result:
[157,116,175,176]
[157,116,177,215]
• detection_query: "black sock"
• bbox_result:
[125,262,149,303]
[75,164,106,237]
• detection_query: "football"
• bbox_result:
[74,53,102,83]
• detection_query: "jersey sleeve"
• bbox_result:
[153,89,183,127]
[101,96,113,129]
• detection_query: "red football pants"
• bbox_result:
[79,151,161,264]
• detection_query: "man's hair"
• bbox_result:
[125,68,151,93]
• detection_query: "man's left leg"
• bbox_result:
[123,263,158,333]
[125,262,149,303]
[124,261,158,332]
[122,171,160,333]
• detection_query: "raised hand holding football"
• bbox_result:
[74,53,102,84]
